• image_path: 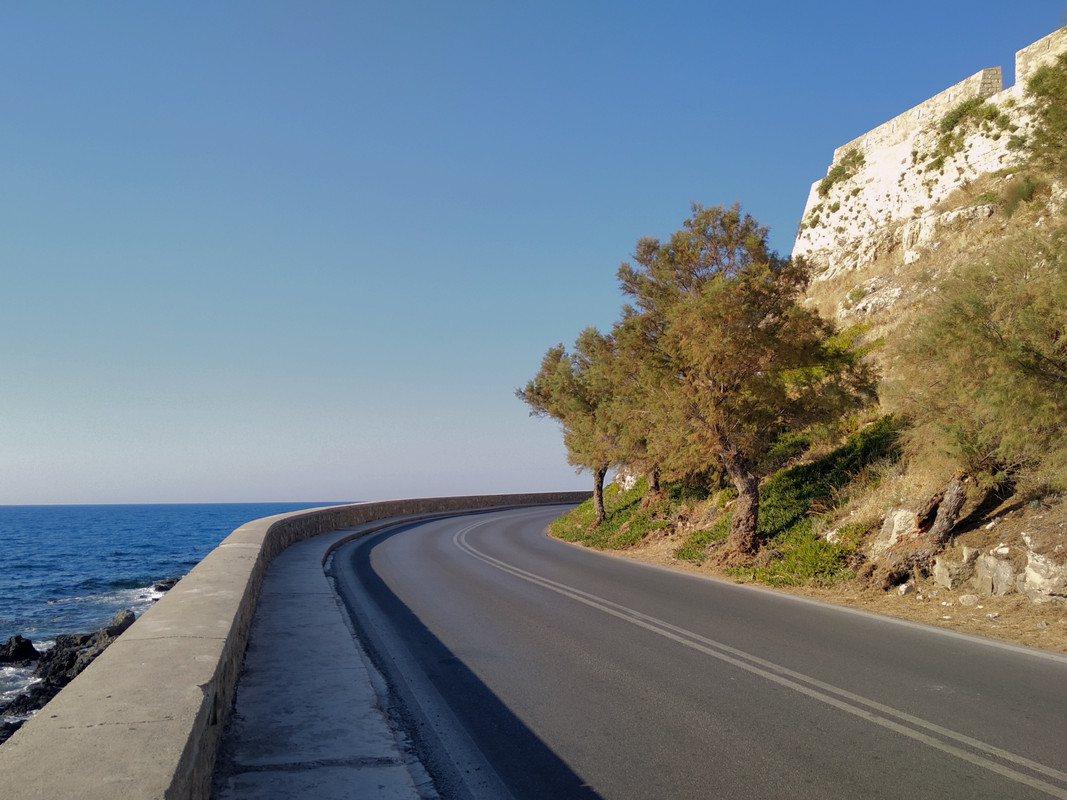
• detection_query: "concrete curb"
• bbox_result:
[0,493,589,799]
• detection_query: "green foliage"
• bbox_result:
[664,479,714,509]
[762,429,814,468]
[756,416,898,533]
[549,478,670,549]
[528,201,877,561]
[920,97,1013,173]
[835,522,870,550]
[818,148,865,198]
[846,286,867,307]
[1002,174,1047,217]
[1026,51,1067,178]
[618,204,875,478]
[716,487,739,507]
[517,328,623,520]
[939,97,1001,134]
[888,227,1067,489]
[548,418,899,587]
[730,529,857,587]
[725,417,900,585]
[673,417,900,579]
[673,516,730,562]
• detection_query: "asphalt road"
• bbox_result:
[329,505,1067,800]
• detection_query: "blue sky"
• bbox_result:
[1,2,1062,504]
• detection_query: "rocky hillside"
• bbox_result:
[549,26,1067,651]
[791,28,1067,610]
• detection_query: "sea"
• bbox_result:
[0,502,343,718]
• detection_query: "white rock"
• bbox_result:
[976,554,1016,596]
[870,508,918,557]
[1023,548,1067,603]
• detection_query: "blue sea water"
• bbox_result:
[0,502,342,712]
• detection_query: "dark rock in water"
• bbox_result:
[153,577,180,592]
[0,635,41,666]
[102,609,136,638]
[1,683,58,716]
[0,609,137,723]
[33,610,136,685]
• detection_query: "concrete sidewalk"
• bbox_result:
[211,525,433,799]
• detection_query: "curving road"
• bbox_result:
[329,505,1067,800]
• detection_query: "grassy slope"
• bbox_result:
[552,415,900,587]
[552,166,1066,592]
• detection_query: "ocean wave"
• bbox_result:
[1,665,40,721]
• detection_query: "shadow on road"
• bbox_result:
[334,523,603,800]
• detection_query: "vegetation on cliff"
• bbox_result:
[521,48,1067,596]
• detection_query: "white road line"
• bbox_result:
[454,518,1067,800]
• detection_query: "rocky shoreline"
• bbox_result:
[0,577,180,745]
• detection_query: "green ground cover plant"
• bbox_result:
[551,417,900,588]
[549,478,671,549]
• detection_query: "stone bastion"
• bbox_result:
[793,26,1067,280]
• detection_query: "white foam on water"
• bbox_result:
[1,664,41,722]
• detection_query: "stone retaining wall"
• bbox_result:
[0,493,589,799]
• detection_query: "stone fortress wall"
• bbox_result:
[792,27,1067,280]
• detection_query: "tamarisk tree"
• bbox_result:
[617,203,875,560]
[517,327,620,525]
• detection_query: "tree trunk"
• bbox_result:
[641,465,664,508]
[884,472,968,580]
[591,465,608,526]
[925,474,967,549]
[718,455,760,562]
[648,465,661,494]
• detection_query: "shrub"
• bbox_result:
[1027,51,1067,178]
[1002,174,1046,217]
[888,227,1067,490]
[549,477,672,550]
[673,516,731,562]
[818,149,865,197]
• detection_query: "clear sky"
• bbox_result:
[1,2,1063,504]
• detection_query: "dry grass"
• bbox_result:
[800,167,1067,534]
[594,495,1067,655]
[561,168,1067,654]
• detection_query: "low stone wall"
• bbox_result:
[0,493,588,799]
